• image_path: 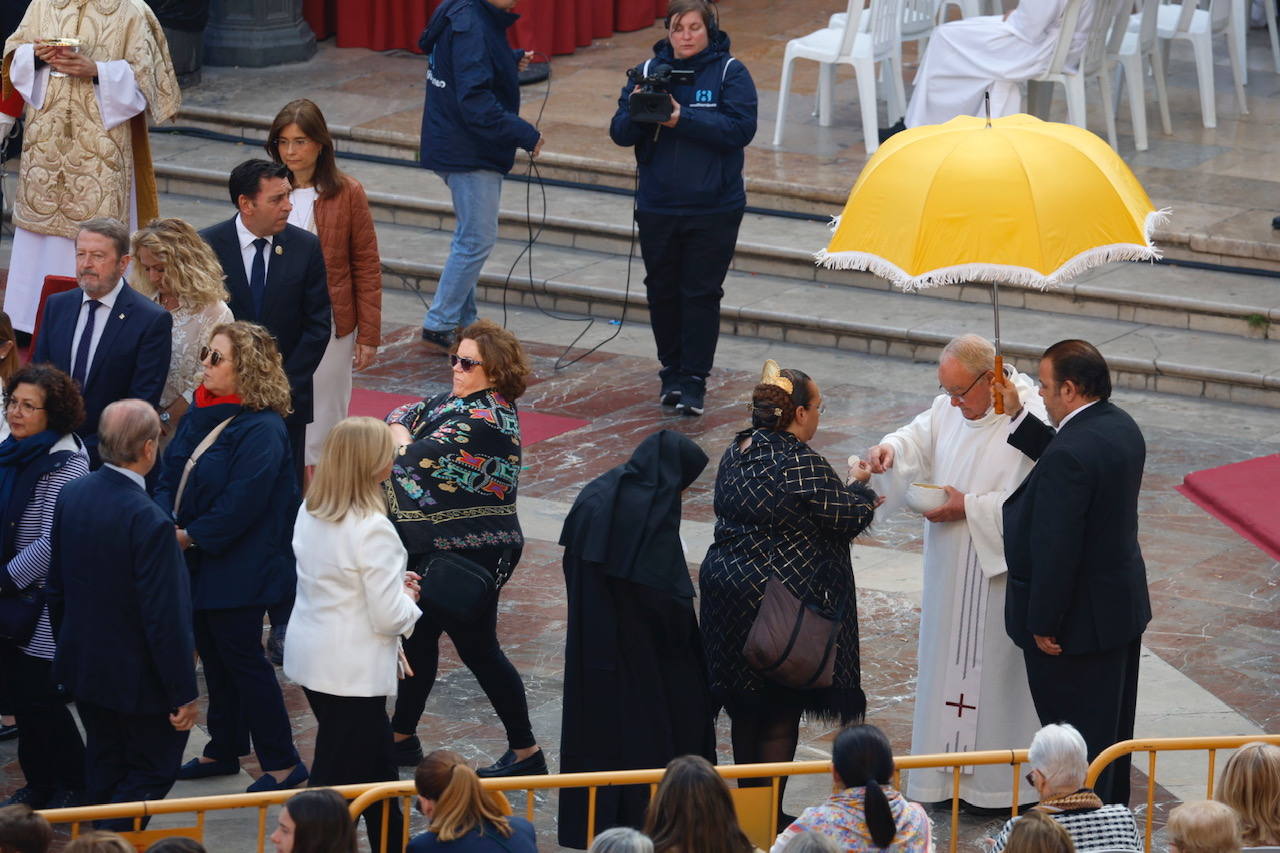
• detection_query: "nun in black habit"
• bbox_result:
[556,429,716,849]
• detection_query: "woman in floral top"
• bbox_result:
[772,725,933,853]
[385,319,546,779]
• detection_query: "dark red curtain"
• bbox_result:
[301,0,667,57]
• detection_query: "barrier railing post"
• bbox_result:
[950,767,961,853]
[1145,751,1157,851]
[1205,749,1216,799]
[402,795,412,852]
[526,788,535,821]
[770,776,781,839]
[1011,763,1022,817]
[379,796,390,853]
[257,804,268,853]
[586,785,598,846]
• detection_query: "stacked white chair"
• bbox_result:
[772,0,906,153]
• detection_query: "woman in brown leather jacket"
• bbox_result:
[266,99,383,481]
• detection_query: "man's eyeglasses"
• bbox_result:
[940,370,991,401]
[4,399,44,416]
[449,354,484,372]
[199,346,227,367]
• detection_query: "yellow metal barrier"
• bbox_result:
[34,736,1279,853]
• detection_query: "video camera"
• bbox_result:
[627,63,697,123]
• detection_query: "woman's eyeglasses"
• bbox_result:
[199,346,227,367]
[4,399,44,415]
[449,354,484,372]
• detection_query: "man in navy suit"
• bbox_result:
[198,159,330,487]
[47,400,198,829]
[998,340,1151,806]
[32,218,171,468]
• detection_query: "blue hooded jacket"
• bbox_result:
[418,0,540,174]
[609,31,757,216]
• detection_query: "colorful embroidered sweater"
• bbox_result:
[385,389,523,558]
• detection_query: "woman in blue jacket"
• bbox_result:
[155,321,307,793]
[609,0,757,417]
[417,0,543,353]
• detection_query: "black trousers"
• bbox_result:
[78,701,188,830]
[194,606,299,771]
[635,208,744,383]
[1023,637,1142,804]
[269,420,307,630]
[0,643,84,792]
[303,689,403,853]
[392,552,534,750]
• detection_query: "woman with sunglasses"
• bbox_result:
[155,321,308,793]
[384,319,546,779]
[699,360,878,830]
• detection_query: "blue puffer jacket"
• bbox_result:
[419,0,541,174]
[609,31,758,215]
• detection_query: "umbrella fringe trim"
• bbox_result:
[814,242,1162,291]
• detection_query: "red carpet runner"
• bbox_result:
[348,386,588,446]
[1176,454,1280,561]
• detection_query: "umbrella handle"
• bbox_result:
[993,354,1005,415]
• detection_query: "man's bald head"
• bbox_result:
[99,400,161,472]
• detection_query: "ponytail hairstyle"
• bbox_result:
[750,360,814,432]
[832,725,898,849]
[415,749,513,842]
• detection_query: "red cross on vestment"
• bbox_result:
[945,693,976,718]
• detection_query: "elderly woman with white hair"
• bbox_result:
[989,724,1142,853]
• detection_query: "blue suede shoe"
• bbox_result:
[245,763,309,793]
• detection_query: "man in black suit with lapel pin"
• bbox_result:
[997,339,1151,806]
[32,218,172,469]
[47,400,198,829]
[198,158,330,487]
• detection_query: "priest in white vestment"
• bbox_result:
[1,0,179,333]
[903,0,1093,128]
[867,334,1046,808]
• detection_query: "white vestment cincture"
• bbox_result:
[873,370,1047,807]
[904,0,1094,128]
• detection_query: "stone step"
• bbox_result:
[151,190,1280,410]
[148,131,1280,344]
[169,104,1280,274]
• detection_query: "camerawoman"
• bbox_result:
[609,0,757,417]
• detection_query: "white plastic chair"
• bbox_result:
[1030,0,1120,140]
[1110,0,1172,151]
[773,0,905,153]
[1233,0,1280,83]
[1148,0,1248,129]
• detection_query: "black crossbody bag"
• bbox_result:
[419,550,515,623]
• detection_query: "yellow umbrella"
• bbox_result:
[815,113,1165,289]
[815,112,1167,411]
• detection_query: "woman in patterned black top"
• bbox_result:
[385,319,546,779]
[700,360,877,826]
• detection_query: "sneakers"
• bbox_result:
[659,380,682,407]
[421,327,456,354]
[675,378,705,417]
[393,735,424,768]
[476,748,549,779]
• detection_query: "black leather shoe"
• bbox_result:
[45,788,81,810]
[878,118,907,144]
[176,757,240,780]
[394,735,424,768]
[421,328,456,354]
[246,763,308,793]
[2,786,54,808]
[476,748,548,778]
[0,723,18,741]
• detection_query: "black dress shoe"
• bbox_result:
[878,118,907,144]
[394,735,424,768]
[2,786,54,808]
[0,723,18,741]
[176,757,240,780]
[45,788,81,810]
[476,748,549,778]
[421,328,456,354]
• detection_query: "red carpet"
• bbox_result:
[1176,454,1280,561]
[348,387,589,446]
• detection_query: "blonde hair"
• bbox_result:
[941,333,996,376]
[131,219,230,309]
[209,322,292,417]
[1169,801,1242,853]
[415,750,514,842]
[1215,742,1280,846]
[1004,811,1074,853]
[306,418,395,522]
[64,831,135,853]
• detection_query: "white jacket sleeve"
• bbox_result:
[357,518,421,638]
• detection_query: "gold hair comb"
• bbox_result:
[760,359,793,395]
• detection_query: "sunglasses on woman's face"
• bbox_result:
[199,346,227,367]
[449,354,484,372]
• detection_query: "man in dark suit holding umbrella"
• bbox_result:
[998,339,1151,806]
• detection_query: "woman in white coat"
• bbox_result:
[285,416,421,853]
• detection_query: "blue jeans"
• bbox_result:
[423,169,503,334]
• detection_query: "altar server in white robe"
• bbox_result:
[866,334,1045,808]
[903,0,1093,128]
[1,0,179,334]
